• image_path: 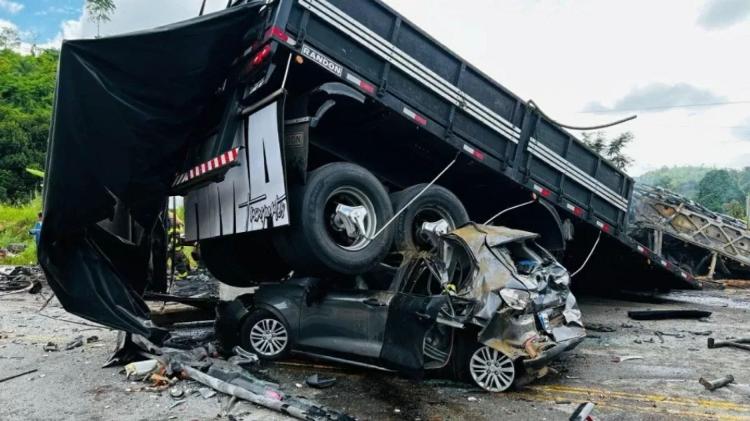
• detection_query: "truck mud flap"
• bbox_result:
[39,4,269,339]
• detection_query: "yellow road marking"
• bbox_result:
[518,384,750,420]
[533,384,750,412]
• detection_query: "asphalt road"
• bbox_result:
[2,284,750,420]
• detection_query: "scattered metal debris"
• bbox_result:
[699,375,734,391]
[612,355,644,363]
[168,400,186,409]
[305,374,337,389]
[0,266,44,295]
[570,401,596,421]
[707,338,750,352]
[169,387,184,399]
[0,368,38,384]
[628,310,712,320]
[198,387,217,399]
[43,342,58,352]
[64,336,84,351]
[586,324,616,333]
[125,360,161,380]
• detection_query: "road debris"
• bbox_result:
[586,324,616,333]
[305,374,337,389]
[64,336,84,350]
[125,360,161,380]
[628,309,712,320]
[612,355,644,363]
[707,338,750,352]
[700,375,735,391]
[168,400,186,409]
[570,401,596,421]
[198,387,217,399]
[86,336,99,343]
[0,266,44,295]
[169,386,184,398]
[43,342,59,352]
[0,368,38,384]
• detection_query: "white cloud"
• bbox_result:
[584,83,727,113]
[697,0,750,30]
[0,0,23,14]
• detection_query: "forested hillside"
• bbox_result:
[0,45,58,203]
[637,166,750,219]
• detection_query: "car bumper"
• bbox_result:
[522,335,585,369]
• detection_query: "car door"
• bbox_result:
[296,286,394,359]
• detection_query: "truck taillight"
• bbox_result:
[250,44,272,68]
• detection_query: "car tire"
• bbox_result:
[390,184,469,252]
[273,162,394,275]
[453,338,516,392]
[200,233,290,287]
[239,309,291,361]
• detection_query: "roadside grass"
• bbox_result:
[0,198,41,265]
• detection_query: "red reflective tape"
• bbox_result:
[360,80,375,94]
[220,155,227,166]
[566,203,583,216]
[403,107,427,126]
[213,158,220,168]
[533,184,551,198]
[200,163,206,174]
[266,26,288,42]
[596,220,611,233]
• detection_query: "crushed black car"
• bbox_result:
[217,223,585,392]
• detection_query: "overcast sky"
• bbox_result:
[2,0,749,176]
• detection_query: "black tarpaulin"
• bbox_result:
[39,4,267,339]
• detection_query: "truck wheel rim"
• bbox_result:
[469,346,515,392]
[326,186,377,251]
[414,207,454,248]
[249,318,288,356]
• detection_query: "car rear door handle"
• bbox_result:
[363,298,385,307]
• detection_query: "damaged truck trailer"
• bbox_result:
[40,0,700,391]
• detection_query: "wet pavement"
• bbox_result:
[2,282,750,420]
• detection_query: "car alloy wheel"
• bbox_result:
[469,345,515,392]
[249,318,289,357]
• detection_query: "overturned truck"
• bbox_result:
[40,0,711,388]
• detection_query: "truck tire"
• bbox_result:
[390,184,469,252]
[200,233,290,287]
[273,162,394,275]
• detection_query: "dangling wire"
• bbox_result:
[527,100,637,131]
[368,152,460,240]
[571,230,602,278]
[484,199,537,225]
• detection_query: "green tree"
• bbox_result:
[581,131,634,170]
[87,0,117,38]
[0,26,20,50]
[695,169,744,213]
[0,47,58,203]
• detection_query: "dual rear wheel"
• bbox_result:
[201,162,469,283]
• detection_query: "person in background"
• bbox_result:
[29,212,42,246]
